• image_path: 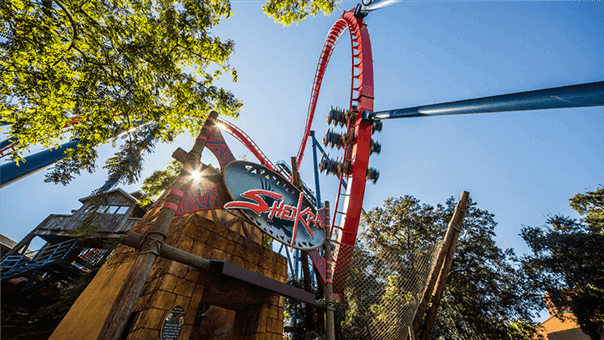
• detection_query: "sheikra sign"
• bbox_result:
[223,161,326,250]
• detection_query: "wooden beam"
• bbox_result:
[419,191,469,340]
[120,230,316,305]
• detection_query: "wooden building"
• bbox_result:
[0,188,149,338]
[18,188,147,250]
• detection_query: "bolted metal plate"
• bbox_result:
[223,161,325,250]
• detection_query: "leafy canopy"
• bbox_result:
[263,0,336,26]
[1,0,337,188]
[1,0,241,186]
[521,186,604,340]
[139,159,183,206]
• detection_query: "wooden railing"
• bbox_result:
[36,214,72,231]
[35,214,139,233]
[120,218,140,232]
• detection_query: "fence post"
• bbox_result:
[418,191,469,340]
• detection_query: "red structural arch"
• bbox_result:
[295,9,374,168]
[215,118,285,178]
[295,7,375,292]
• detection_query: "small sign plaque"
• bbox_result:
[161,305,185,340]
[223,161,326,250]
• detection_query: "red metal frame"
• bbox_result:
[294,7,375,292]
[0,144,16,158]
[215,118,286,178]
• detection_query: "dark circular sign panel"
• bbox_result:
[160,305,185,340]
[223,161,325,250]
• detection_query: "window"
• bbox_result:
[116,206,130,214]
[106,206,120,214]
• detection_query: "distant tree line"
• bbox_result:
[319,186,603,340]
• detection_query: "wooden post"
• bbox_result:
[120,230,213,270]
[315,262,326,336]
[323,201,336,340]
[290,157,317,332]
[408,326,418,340]
[412,191,470,334]
[419,191,469,340]
[96,111,218,340]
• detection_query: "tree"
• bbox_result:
[521,186,604,340]
[138,159,183,205]
[262,0,335,26]
[1,0,335,188]
[1,0,241,186]
[359,196,541,340]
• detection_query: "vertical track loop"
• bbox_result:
[295,8,375,293]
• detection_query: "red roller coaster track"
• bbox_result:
[0,117,288,182]
[296,7,375,292]
[215,118,290,180]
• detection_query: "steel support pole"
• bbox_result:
[0,140,79,189]
[323,201,335,340]
[311,131,322,209]
[96,111,218,340]
[294,249,300,279]
[291,156,317,332]
[371,81,604,120]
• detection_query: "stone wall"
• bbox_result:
[127,211,287,340]
[51,192,288,340]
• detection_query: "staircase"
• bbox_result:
[0,239,87,282]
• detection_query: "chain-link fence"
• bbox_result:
[331,240,442,340]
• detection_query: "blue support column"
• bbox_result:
[310,131,322,209]
[0,138,17,149]
[294,249,300,279]
[370,80,604,120]
[284,246,295,279]
[0,140,79,189]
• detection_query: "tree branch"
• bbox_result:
[51,0,78,67]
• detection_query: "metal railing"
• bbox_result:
[1,239,83,281]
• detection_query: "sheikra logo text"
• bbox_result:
[224,189,324,242]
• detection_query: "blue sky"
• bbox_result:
[1,1,603,321]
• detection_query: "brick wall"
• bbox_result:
[124,206,287,340]
[50,190,288,340]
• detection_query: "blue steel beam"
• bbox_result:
[311,131,322,210]
[1,138,17,150]
[1,122,151,189]
[0,140,79,189]
[294,249,300,279]
[369,81,604,120]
